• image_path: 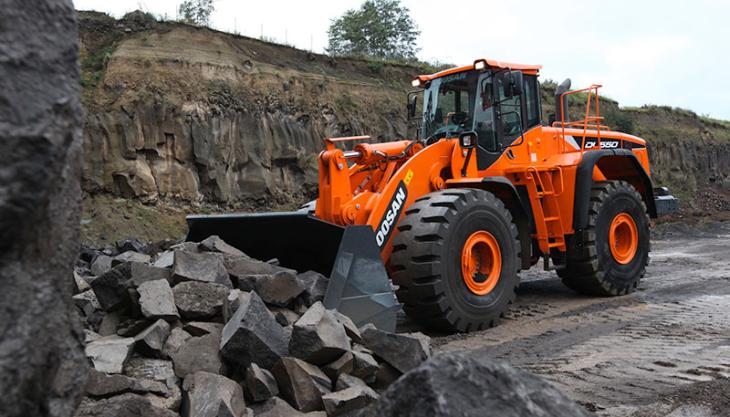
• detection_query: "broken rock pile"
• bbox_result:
[72,236,432,417]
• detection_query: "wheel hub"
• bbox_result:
[609,212,638,264]
[461,231,502,295]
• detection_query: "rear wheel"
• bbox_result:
[558,180,650,295]
[389,189,520,332]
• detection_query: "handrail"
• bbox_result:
[551,84,605,155]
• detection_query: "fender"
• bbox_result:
[446,176,533,269]
[573,149,657,232]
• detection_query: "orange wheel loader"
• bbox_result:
[187,58,678,333]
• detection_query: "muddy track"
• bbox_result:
[401,224,730,416]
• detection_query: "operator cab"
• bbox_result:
[410,60,542,169]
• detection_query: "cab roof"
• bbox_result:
[417,58,542,82]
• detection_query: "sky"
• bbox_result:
[73,0,730,120]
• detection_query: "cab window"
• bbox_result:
[523,75,541,129]
[496,77,523,140]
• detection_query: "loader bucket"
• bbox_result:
[186,212,399,331]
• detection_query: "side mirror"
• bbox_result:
[407,93,418,119]
[459,131,478,149]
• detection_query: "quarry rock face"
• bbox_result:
[0,1,87,416]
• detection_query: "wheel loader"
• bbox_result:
[188,58,678,333]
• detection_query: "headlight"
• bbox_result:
[474,60,487,71]
[411,78,422,87]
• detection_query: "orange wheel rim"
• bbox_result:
[461,231,502,295]
[609,212,638,264]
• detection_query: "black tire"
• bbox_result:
[558,180,650,295]
[389,189,520,333]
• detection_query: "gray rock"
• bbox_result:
[181,371,246,417]
[250,397,320,417]
[113,250,152,266]
[322,386,379,417]
[116,318,153,337]
[115,238,147,254]
[74,393,178,417]
[224,257,275,279]
[322,351,354,381]
[153,250,175,268]
[290,302,350,365]
[350,347,379,384]
[85,369,169,397]
[372,362,401,391]
[85,330,103,344]
[273,357,332,412]
[296,270,329,307]
[220,291,289,369]
[183,321,224,337]
[359,324,430,374]
[270,307,300,327]
[255,270,306,307]
[170,332,224,378]
[98,311,123,336]
[173,281,228,320]
[90,263,132,311]
[236,274,267,292]
[123,358,177,384]
[199,235,247,258]
[130,262,172,287]
[223,289,248,322]
[244,363,279,403]
[172,250,231,288]
[73,289,101,316]
[74,270,92,293]
[135,319,171,356]
[138,279,179,320]
[374,352,593,417]
[147,382,182,411]
[335,374,368,391]
[86,336,136,374]
[162,327,192,357]
[91,254,114,276]
[170,241,200,253]
[333,311,362,344]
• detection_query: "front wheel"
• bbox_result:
[389,189,520,333]
[558,180,650,295]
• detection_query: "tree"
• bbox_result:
[327,0,420,61]
[178,0,215,26]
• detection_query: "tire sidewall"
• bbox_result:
[440,196,518,323]
[595,187,649,287]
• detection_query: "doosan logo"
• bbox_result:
[584,140,619,149]
[375,182,408,248]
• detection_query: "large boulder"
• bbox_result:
[272,357,332,412]
[220,291,289,370]
[359,324,430,374]
[296,271,329,307]
[375,352,594,417]
[137,279,179,320]
[85,336,136,374]
[173,281,228,320]
[90,254,114,276]
[172,250,231,288]
[123,358,177,384]
[181,371,246,417]
[250,397,325,417]
[289,302,350,365]
[74,393,178,417]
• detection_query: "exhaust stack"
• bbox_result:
[555,78,572,124]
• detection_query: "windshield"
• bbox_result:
[421,70,478,142]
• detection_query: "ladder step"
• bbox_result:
[548,242,565,248]
[544,216,560,222]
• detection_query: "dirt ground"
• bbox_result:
[402,220,730,417]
